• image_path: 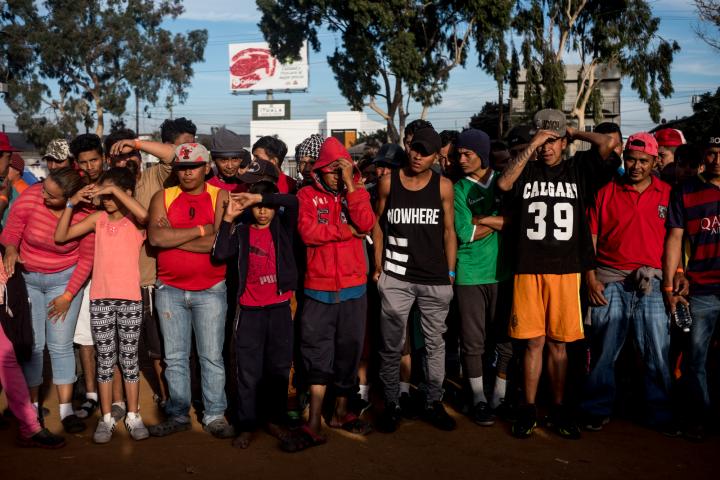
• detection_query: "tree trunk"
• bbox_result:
[135,90,140,134]
[420,104,429,120]
[95,105,104,137]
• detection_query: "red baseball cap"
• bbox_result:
[654,128,685,148]
[0,133,20,153]
[625,132,659,157]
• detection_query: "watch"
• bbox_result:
[66,200,74,209]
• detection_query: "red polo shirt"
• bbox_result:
[589,176,671,270]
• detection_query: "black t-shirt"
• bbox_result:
[510,151,607,274]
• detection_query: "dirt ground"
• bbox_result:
[1,374,718,480]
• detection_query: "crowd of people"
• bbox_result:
[0,107,717,453]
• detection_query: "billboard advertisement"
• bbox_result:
[229,42,309,92]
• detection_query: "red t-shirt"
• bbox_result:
[277,173,297,194]
[589,176,671,270]
[207,175,248,193]
[239,226,293,307]
[157,184,227,291]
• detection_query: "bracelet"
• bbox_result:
[61,291,73,302]
[0,195,8,203]
[65,200,74,209]
[449,271,456,278]
[676,267,684,273]
[134,138,141,150]
[198,225,206,237]
[662,286,673,293]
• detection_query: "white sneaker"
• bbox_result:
[93,417,116,444]
[125,413,150,441]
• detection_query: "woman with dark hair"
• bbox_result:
[0,167,95,434]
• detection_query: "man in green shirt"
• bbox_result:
[453,128,512,427]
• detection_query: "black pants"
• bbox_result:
[300,295,366,395]
[234,302,293,432]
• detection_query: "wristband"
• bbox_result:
[662,286,673,293]
[61,291,73,302]
[449,271,456,278]
[0,195,8,203]
[134,138,141,150]
[65,200,74,209]
[676,267,684,273]
[198,225,206,237]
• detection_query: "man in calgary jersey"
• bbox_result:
[497,109,618,440]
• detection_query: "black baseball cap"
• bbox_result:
[410,127,442,155]
[237,159,279,184]
[506,124,534,149]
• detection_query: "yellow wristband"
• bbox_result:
[61,291,73,302]
[198,225,206,237]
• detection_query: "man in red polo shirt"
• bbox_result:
[581,132,673,432]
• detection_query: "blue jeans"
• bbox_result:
[581,278,672,425]
[22,267,86,387]
[155,280,228,425]
[685,294,720,414]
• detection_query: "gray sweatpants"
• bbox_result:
[378,273,453,404]
[455,282,513,379]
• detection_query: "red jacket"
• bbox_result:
[297,137,375,291]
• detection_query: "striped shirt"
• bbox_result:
[0,183,94,296]
[667,174,720,294]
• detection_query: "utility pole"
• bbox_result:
[135,89,140,134]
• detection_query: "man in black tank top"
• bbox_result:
[372,127,458,432]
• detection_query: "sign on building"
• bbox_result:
[252,100,291,120]
[229,42,309,93]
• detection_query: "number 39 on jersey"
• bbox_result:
[526,201,574,241]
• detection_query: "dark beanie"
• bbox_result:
[456,128,491,168]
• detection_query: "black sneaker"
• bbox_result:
[546,406,581,440]
[148,417,192,437]
[399,392,421,419]
[18,428,66,449]
[583,414,610,432]
[61,414,86,434]
[494,400,518,423]
[684,423,705,442]
[511,405,537,439]
[376,402,402,433]
[421,402,456,431]
[471,401,496,426]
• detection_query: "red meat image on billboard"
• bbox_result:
[230,48,278,90]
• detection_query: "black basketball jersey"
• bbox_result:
[511,152,602,274]
[381,169,449,285]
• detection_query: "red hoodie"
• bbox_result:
[297,137,375,292]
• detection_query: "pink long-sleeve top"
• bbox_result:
[0,183,94,297]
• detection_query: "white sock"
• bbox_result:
[359,384,370,402]
[126,411,139,420]
[399,382,411,395]
[102,412,113,424]
[491,377,507,409]
[469,377,487,405]
[32,402,39,412]
[59,403,74,420]
[112,401,126,411]
[85,392,98,402]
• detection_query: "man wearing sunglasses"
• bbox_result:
[497,108,618,440]
[581,132,674,434]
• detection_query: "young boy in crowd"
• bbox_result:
[284,137,375,452]
[213,181,298,449]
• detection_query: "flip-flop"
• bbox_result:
[329,413,373,435]
[280,425,326,453]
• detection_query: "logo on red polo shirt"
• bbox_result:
[658,205,667,219]
[701,215,720,234]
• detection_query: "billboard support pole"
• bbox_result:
[266,89,274,101]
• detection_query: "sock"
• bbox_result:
[491,377,507,409]
[126,411,139,420]
[359,384,370,402]
[469,376,487,405]
[85,392,98,402]
[59,403,74,420]
[399,382,411,395]
[32,402,39,412]
[102,412,113,424]
[112,401,126,411]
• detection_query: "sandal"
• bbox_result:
[329,413,373,435]
[280,424,326,453]
[61,414,87,434]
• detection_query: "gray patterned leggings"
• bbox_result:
[90,299,143,383]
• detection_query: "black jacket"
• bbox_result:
[0,245,33,362]
[212,193,299,302]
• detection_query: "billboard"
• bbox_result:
[229,42,309,93]
[252,100,291,120]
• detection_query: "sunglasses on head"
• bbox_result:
[111,150,141,162]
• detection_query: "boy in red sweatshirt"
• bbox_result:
[283,137,375,452]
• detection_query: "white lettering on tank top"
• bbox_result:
[386,208,440,225]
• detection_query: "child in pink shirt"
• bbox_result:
[55,167,149,444]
